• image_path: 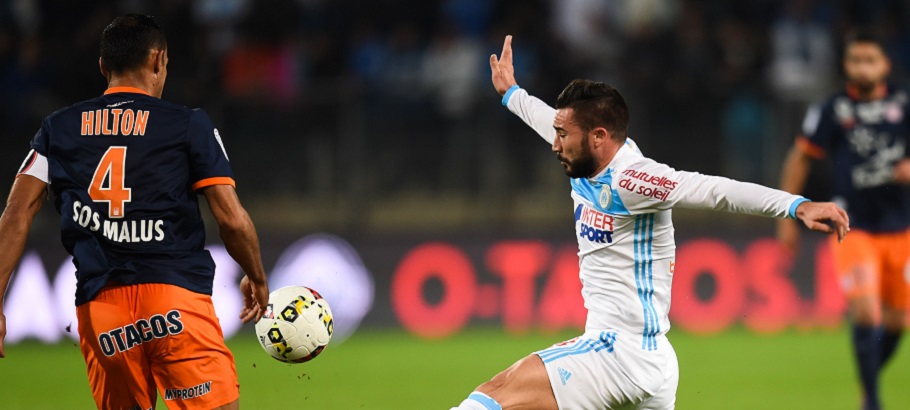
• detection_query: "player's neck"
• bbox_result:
[846,82,887,101]
[590,143,623,178]
[106,73,158,97]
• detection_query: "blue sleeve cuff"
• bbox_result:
[788,197,810,219]
[501,85,520,106]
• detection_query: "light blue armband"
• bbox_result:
[788,197,810,219]
[501,85,520,106]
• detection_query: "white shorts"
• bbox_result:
[535,330,678,410]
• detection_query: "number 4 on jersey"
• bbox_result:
[89,146,132,218]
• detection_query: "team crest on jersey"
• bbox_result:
[885,102,903,123]
[598,185,612,209]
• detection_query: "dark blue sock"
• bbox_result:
[879,329,902,369]
[852,325,881,410]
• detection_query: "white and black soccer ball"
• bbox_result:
[255,285,334,363]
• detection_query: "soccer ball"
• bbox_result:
[255,285,334,363]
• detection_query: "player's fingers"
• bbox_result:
[241,294,253,313]
[501,35,513,63]
[240,305,258,324]
[0,341,5,358]
[490,53,498,69]
[805,220,835,234]
[239,311,254,324]
[830,212,850,234]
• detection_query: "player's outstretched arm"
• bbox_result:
[201,185,269,324]
[793,201,849,243]
[0,175,47,359]
[490,35,517,96]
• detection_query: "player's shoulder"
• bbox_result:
[615,156,674,180]
[800,90,847,133]
[613,141,665,174]
[45,94,196,119]
[129,95,201,119]
[812,89,849,112]
[121,96,215,129]
[43,98,96,124]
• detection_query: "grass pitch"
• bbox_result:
[0,326,908,409]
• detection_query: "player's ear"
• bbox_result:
[152,49,165,74]
[592,127,609,147]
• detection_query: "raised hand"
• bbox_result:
[490,35,518,96]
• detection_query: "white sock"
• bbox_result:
[451,392,502,410]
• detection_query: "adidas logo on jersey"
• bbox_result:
[557,367,572,385]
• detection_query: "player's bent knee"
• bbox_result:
[475,355,556,410]
[476,372,507,397]
[477,355,534,394]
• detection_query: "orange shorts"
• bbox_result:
[76,283,239,410]
[830,229,910,310]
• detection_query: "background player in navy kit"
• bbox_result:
[0,14,269,410]
[778,30,910,410]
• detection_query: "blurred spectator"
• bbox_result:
[3,0,910,231]
[222,0,301,105]
[767,0,835,103]
[549,0,622,82]
[422,24,482,118]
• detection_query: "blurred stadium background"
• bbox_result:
[1,0,910,408]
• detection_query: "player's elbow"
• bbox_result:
[217,213,253,238]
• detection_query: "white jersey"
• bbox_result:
[504,87,806,351]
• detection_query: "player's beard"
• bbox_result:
[853,80,878,95]
[559,137,598,178]
[849,77,880,95]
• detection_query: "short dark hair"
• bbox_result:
[844,28,885,54]
[555,79,629,141]
[100,14,167,74]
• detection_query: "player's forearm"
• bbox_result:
[503,87,557,144]
[218,214,267,286]
[779,146,812,195]
[0,209,37,310]
[0,179,44,311]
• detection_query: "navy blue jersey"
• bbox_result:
[23,87,235,305]
[799,84,910,233]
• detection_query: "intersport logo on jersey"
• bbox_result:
[575,204,614,244]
